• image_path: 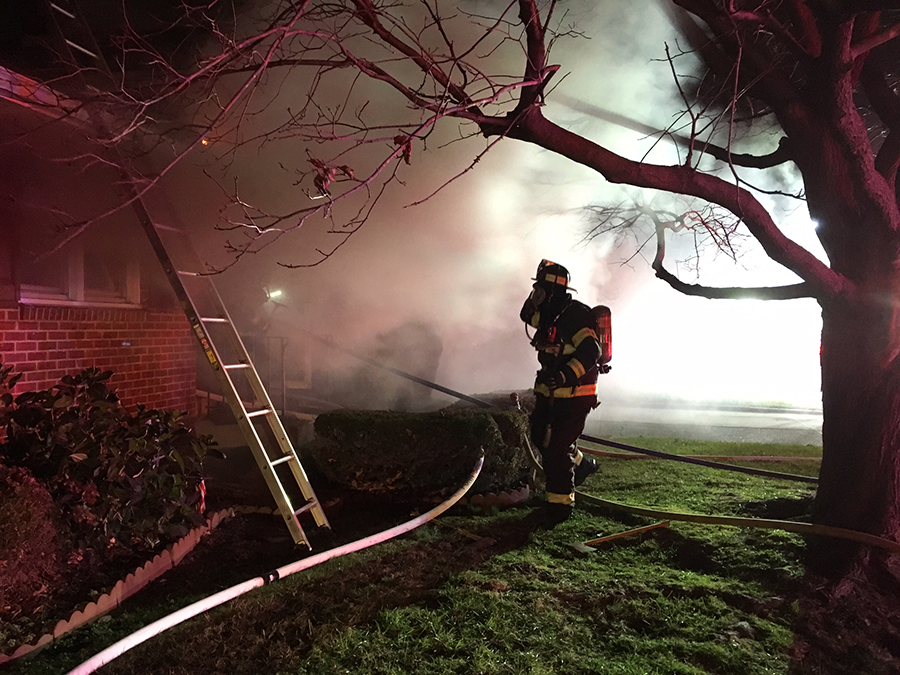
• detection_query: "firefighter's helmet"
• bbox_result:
[534,259,571,289]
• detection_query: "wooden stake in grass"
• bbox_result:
[579,521,670,550]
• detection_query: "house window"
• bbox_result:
[17,246,70,301]
[84,246,139,304]
[18,239,140,307]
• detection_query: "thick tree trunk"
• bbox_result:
[817,289,900,555]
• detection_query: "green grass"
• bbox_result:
[7,437,822,675]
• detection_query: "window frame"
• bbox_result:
[18,240,141,308]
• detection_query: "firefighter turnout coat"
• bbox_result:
[523,298,602,398]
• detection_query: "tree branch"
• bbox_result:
[672,0,811,127]
[860,51,900,186]
[348,0,482,114]
[553,94,794,169]
[220,57,353,74]
[851,21,900,60]
[785,0,823,58]
[726,4,819,59]
[705,137,793,168]
[515,0,551,109]
[508,106,851,301]
[651,213,813,299]
[823,17,900,236]
[653,264,814,299]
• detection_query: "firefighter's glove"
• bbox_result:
[536,369,567,390]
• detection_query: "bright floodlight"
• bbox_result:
[268,289,283,299]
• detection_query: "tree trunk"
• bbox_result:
[816,285,900,567]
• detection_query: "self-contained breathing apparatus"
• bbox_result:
[592,304,613,373]
[527,308,612,392]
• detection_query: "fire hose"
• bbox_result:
[66,455,484,675]
[575,491,900,554]
[578,434,818,484]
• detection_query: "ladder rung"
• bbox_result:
[293,501,317,517]
[270,454,294,467]
[246,408,273,418]
[49,22,331,546]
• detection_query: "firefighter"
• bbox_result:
[520,260,602,526]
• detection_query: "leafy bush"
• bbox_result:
[0,365,213,553]
[307,407,532,500]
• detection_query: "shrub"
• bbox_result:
[305,408,532,501]
[0,464,62,614]
[0,366,214,553]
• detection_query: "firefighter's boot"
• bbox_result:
[574,457,600,487]
[540,502,573,528]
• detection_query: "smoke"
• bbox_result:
[152,0,823,415]
[321,320,444,411]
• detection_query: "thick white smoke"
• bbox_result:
[155,0,823,415]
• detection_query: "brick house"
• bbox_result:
[0,306,196,413]
[0,70,197,413]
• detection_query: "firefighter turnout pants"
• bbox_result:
[529,394,596,506]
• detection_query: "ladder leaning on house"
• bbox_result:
[138,223,331,549]
[44,0,330,548]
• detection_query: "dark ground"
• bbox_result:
[7,488,900,674]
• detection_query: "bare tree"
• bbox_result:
[9,0,900,573]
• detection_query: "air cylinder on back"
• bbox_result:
[592,305,612,366]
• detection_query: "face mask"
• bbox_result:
[529,284,547,307]
[520,284,547,323]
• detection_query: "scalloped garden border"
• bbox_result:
[461,484,530,508]
[0,507,240,665]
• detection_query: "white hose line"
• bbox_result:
[68,455,484,675]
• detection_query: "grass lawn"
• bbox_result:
[10,436,875,675]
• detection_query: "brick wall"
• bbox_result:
[0,306,197,414]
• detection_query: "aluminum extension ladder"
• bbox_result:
[45,0,330,548]
[144,223,331,549]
